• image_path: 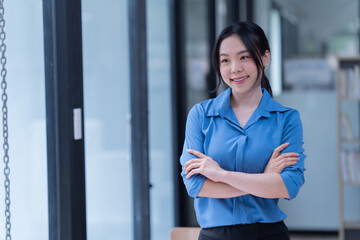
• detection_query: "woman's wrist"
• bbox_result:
[216,168,228,182]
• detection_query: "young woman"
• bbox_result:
[180,22,306,240]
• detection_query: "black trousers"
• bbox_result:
[198,221,290,240]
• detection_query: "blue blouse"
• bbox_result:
[180,88,306,228]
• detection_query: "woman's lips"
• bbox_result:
[231,76,248,84]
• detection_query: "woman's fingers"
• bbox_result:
[186,168,200,178]
[278,157,299,164]
[275,153,299,163]
[276,157,299,168]
[184,158,201,169]
[184,151,222,180]
[265,149,300,174]
[279,160,298,170]
[269,152,299,165]
[187,149,207,158]
[185,162,202,174]
[185,149,209,176]
[279,152,299,158]
[271,143,289,158]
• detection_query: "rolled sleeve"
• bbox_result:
[180,105,207,198]
[280,110,306,200]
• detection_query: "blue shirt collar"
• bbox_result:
[205,88,288,118]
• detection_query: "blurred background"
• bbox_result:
[2,0,360,239]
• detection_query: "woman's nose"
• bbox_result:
[231,61,243,73]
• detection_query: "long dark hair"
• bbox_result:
[212,21,273,97]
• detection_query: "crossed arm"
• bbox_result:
[184,143,299,199]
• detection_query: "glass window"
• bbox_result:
[82,1,132,239]
[185,0,211,113]
[253,0,360,231]
[147,1,174,239]
[185,0,240,112]
[0,1,48,239]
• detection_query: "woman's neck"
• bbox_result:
[230,87,263,110]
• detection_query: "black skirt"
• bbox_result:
[198,221,290,240]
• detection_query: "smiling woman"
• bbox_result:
[218,35,269,97]
[179,22,306,240]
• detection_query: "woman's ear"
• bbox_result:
[262,50,270,68]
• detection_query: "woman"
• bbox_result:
[180,22,306,240]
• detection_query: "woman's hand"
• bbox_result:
[184,149,224,182]
[264,143,299,174]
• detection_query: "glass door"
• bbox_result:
[82,1,132,239]
[147,0,174,239]
[2,0,48,239]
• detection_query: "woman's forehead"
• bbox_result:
[219,35,247,55]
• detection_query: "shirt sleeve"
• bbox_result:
[280,109,306,200]
[179,104,207,198]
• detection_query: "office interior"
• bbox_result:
[2,0,360,239]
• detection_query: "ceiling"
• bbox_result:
[274,0,358,41]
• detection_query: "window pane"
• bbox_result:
[272,0,358,230]
[185,0,210,113]
[253,0,359,231]
[1,1,48,239]
[82,1,132,239]
[147,0,174,239]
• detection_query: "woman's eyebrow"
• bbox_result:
[219,50,249,57]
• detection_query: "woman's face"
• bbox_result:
[219,34,269,95]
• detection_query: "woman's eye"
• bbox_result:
[220,59,229,63]
[240,56,250,60]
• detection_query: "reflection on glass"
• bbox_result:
[269,9,282,96]
[185,0,210,113]
[265,0,360,232]
[0,1,48,239]
[147,1,174,239]
[82,1,132,239]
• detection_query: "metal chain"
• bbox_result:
[0,0,10,239]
